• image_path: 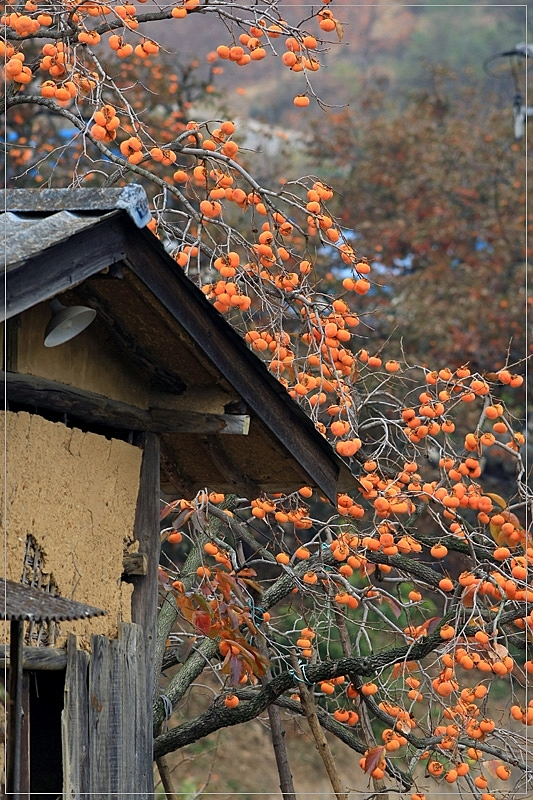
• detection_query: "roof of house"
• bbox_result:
[0,578,105,622]
[1,186,357,502]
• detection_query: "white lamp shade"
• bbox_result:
[44,299,97,348]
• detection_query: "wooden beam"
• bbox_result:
[2,372,250,435]
[151,407,250,435]
[152,386,243,416]
[0,644,67,670]
[122,553,148,576]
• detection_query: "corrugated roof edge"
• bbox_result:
[0,578,106,622]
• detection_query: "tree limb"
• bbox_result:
[153,628,447,758]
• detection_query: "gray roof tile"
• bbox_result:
[1,209,120,272]
[0,185,151,272]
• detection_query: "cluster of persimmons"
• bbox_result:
[161,391,529,797]
[2,0,341,105]
[160,336,528,795]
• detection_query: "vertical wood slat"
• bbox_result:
[119,623,147,797]
[62,632,90,800]
[131,430,160,797]
[119,624,136,796]
[88,634,111,798]
[108,638,122,795]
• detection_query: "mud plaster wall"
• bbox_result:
[1,411,143,646]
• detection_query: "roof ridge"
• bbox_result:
[0,184,151,228]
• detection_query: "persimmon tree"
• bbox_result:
[2,1,531,799]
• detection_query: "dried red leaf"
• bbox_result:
[364,746,386,774]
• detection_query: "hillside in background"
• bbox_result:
[151,0,527,129]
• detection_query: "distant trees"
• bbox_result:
[310,72,530,377]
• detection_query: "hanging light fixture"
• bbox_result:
[43,298,96,348]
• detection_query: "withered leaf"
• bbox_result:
[364,746,385,774]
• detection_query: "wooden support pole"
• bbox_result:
[131,432,160,798]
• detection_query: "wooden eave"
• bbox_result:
[3,195,356,503]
